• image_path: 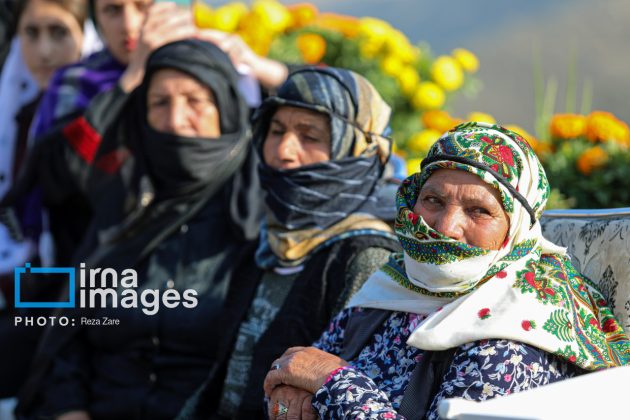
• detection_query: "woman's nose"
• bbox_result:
[433,207,466,243]
[37,37,53,61]
[164,103,187,133]
[276,132,299,161]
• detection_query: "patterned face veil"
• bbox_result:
[394,121,564,295]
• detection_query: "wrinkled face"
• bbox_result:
[18,0,83,89]
[147,68,220,138]
[263,106,331,169]
[413,168,510,250]
[94,0,151,64]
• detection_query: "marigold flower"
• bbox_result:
[251,0,292,33]
[406,157,423,175]
[576,145,609,175]
[287,3,318,28]
[421,110,457,133]
[296,33,326,64]
[585,111,630,145]
[467,112,495,124]
[411,82,445,110]
[380,55,403,77]
[431,56,464,92]
[452,48,479,73]
[193,2,214,29]
[549,114,587,139]
[407,130,441,154]
[396,66,420,97]
[314,13,359,37]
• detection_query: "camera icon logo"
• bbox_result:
[14,263,75,308]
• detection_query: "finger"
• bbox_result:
[286,394,302,420]
[263,367,283,397]
[282,346,307,357]
[196,29,231,44]
[301,395,317,420]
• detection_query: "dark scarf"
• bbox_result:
[252,67,395,267]
[85,39,259,270]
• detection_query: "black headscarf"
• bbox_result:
[85,39,259,270]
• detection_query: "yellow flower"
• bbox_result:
[193,2,213,29]
[549,114,587,139]
[586,111,630,145]
[452,48,479,73]
[296,33,326,64]
[431,56,464,92]
[411,82,445,110]
[380,55,403,77]
[313,13,359,38]
[407,130,442,154]
[385,30,418,64]
[212,3,248,32]
[287,3,318,28]
[421,110,459,133]
[238,14,273,56]
[396,66,420,97]
[406,157,423,175]
[576,146,609,175]
[467,112,495,124]
[251,0,292,33]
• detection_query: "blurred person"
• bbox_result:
[16,39,264,420]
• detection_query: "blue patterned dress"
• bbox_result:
[312,307,583,419]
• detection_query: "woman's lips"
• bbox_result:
[124,38,137,51]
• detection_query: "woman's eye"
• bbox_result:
[103,5,121,16]
[24,26,38,40]
[470,207,491,216]
[303,136,320,143]
[269,129,284,136]
[422,196,440,205]
[149,100,167,108]
[50,25,69,41]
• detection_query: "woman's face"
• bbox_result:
[18,0,83,89]
[94,0,151,65]
[263,106,331,169]
[147,68,220,138]
[413,168,510,250]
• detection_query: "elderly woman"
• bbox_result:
[17,39,262,420]
[178,67,401,420]
[264,122,630,419]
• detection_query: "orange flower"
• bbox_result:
[287,3,318,28]
[313,13,359,37]
[585,111,630,145]
[503,124,542,153]
[576,146,609,175]
[297,33,327,64]
[549,114,587,139]
[421,110,459,133]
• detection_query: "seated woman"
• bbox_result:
[264,122,630,419]
[178,67,401,419]
[16,39,263,420]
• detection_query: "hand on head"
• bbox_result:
[263,346,348,397]
[118,2,197,92]
[197,29,288,89]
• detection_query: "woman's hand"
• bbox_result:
[119,2,197,92]
[267,385,317,420]
[196,30,288,89]
[263,346,348,396]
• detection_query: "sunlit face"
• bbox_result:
[413,169,510,250]
[94,0,151,64]
[18,0,83,89]
[263,106,331,169]
[147,68,220,138]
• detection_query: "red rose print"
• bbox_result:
[568,355,577,363]
[478,308,491,320]
[407,212,419,225]
[499,145,514,165]
[578,285,586,292]
[602,319,617,333]
[589,318,600,329]
[496,270,507,279]
[597,299,607,307]
[521,320,536,331]
[524,271,536,287]
[544,288,556,297]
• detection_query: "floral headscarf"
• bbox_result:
[348,122,630,370]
